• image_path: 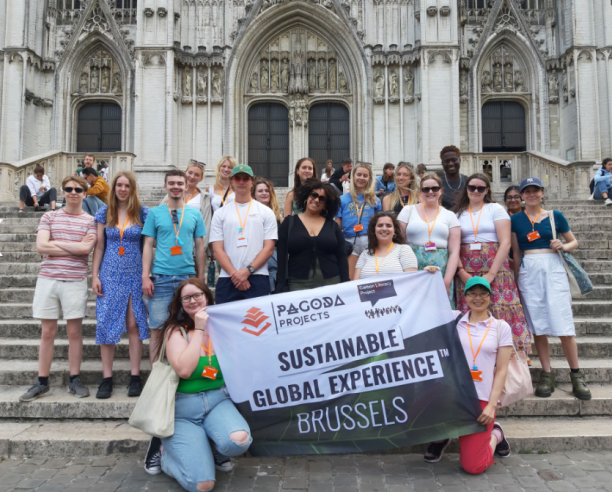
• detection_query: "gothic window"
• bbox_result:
[111,0,138,24]
[466,0,491,25]
[56,0,82,24]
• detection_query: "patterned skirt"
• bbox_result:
[410,246,455,309]
[455,242,532,354]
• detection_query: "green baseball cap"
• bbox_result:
[231,164,254,178]
[464,276,491,294]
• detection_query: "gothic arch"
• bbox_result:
[226,1,368,166]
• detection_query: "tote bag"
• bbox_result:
[548,211,593,298]
[128,327,185,438]
[496,321,532,407]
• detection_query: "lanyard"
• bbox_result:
[399,193,409,208]
[374,243,394,275]
[466,317,493,370]
[235,199,253,235]
[525,209,542,232]
[186,189,199,203]
[167,204,186,246]
[118,215,130,244]
[201,337,213,367]
[354,199,365,224]
[422,204,440,242]
[468,204,485,243]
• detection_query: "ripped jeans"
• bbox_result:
[161,386,252,492]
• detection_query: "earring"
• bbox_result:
[393,233,397,238]
[321,209,328,217]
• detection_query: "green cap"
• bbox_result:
[464,276,492,294]
[231,164,254,178]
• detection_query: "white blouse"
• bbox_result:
[208,185,235,213]
[457,203,510,244]
[398,205,460,249]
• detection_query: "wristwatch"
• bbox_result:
[247,265,255,274]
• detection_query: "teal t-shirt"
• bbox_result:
[141,205,206,275]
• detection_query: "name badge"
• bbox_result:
[470,369,483,382]
[425,242,437,252]
[237,237,248,248]
[118,246,125,256]
[527,230,541,242]
[170,245,183,256]
[202,366,218,380]
[470,243,482,251]
[353,224,364,233]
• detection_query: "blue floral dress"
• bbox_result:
[94,205,150,345]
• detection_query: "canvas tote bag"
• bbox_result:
[496,321,532,407]
[128,327,186,438]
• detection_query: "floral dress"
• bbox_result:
[94,205,150,345]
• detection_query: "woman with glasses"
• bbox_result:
[398,174,460,305]
[143,278,252,486]
[252,177,282,292]
[284,158,318,218]
[424,277,512,470]
[382,162,418,214]
[353,211,439,279]
[453,174,531,356]
[504,186,523,216]
[92,172,149,399]
[209,156,237,212]
[276,179,348,292]
[511,177,590,400]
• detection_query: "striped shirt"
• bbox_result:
[37,209,97,281]
[355,244,418,279]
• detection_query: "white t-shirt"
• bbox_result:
[186,193,201,211]
[208,185,235,213]
[321,170,334,183]
[457,203,510,244]
[355,244,418,279]
[398,205,460,249]
[455,311,513,403]
[209,199,278,277]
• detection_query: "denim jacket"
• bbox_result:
[594,168,611,185]
[374,176,396,196]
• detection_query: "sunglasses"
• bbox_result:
[64,187,85,194]
[309,191,327,204]
[467,185,488,193]
[189,159,206,169]
[421,186,441,193]
[171,209,179,224]
[233,175,251,182]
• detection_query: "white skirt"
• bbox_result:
[518,253,576,337]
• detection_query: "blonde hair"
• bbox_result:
[349,162,377,207]
[252,177,282,222]
[214,156,238,191]
[62,175,88,190]
[106,172,143,228]
[419,174,444,205]
[387,163,418,211]
[185,161,205,183]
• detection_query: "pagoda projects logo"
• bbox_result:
[241,307,271,336]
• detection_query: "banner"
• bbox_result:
[207,271,484,456]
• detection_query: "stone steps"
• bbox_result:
[0,288,97,303]
[0,338,149,360]
[0,302,97,319]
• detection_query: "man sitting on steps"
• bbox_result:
[20,175,98,402]
[82,167,109,216]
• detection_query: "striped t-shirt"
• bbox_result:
[37,209,97,281]
[355,244,418,279]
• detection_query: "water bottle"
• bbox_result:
[207,260,216,288]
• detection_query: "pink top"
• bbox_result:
[454,311,513,403]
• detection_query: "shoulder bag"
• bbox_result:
[496,321,532,407]
[548,210,593,297]
[128,326,186,438]
[275,215,294,294]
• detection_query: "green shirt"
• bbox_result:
[176,355,224,393]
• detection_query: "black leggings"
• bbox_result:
[19,185,57,207]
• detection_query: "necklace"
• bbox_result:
[444,174,463,191]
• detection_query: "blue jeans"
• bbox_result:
[594,179,612,200]
[82,195,106,216]
[148,274,191,329]
[215,275,271,305]
[161,387,251,491]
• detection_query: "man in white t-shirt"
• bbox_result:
[210,164,277,304]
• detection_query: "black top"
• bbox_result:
[275,216,349,289]
[329,168,349,194]
[441,174,468,210]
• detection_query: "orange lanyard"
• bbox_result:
[468,204,485,242]
[374,243,394,275]
[422,204,440,242]
[399,193,409,208]
[218,186,231,207]
[117,215,130,244]
[235,199,253,235]
[354,200,365,224]
[201,337,213,367]
[186,189,199,203]
[167,204,185,246]
[466,318,493,370]
[525,209,542,232]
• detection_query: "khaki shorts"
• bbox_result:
[32,276,89,320]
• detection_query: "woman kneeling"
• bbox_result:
[145,278,251,491]
[425,277,512,474]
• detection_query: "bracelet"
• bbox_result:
[193,328,205,332]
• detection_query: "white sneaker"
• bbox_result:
[605,198,612,206]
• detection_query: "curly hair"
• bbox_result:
[453,173,494,216]
[161,278,215,341]
[366,211,407,255]
[440,145,461,160]
[295,179,340,218]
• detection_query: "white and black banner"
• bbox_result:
[207,271,483,456]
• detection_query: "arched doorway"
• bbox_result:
[248,103,289,187]
[482,101,526,153]
[308,103,350,170]
[77,102,122,152]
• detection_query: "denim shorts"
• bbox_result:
[148,275,191,329]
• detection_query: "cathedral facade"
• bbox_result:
[0,0,610,187]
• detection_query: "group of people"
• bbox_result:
[17,146,591,489]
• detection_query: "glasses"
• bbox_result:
[233,175,251,182]
[171,209,178,224]
[506,196,522,201]
[64,187,84,194]
[189,159,206,169]
[467,185,488,193]
[309,191,327,204]
[181,292,205,304]
[465,291,490,299]
[421,186,441,194]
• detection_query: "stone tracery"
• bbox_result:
[73,47,123,96]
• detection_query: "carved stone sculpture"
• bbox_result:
[80,72,89,93]
[281,58,289,91]
[504,65,513,92]
[289,98,295,123]
[308,60,316,92]
[112,73,122,94]
[329,59,337,91]
[249,72,259,93]
[318,59,327,90]
[197,71,207,97]
[493,65,502,92]
[403,68,414,102]
[548,72,559,103]
[101,67,110,93]
[271,62,279,91]
[90,67,99,92]
[339,72,348,93]
[460,71,468,103]
[183,69,192,97]
[562,70,568,102]
[389,69,399,102]
[260,62,269,91]
[374,69,385,103]
[514,70,524,92]
[212,71,223,100]
[481,70,492,93]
